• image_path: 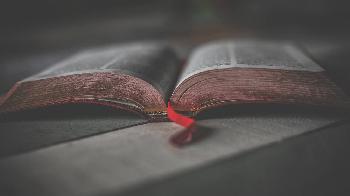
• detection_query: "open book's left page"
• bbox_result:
[0,42,181,120]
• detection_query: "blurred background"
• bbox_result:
[0,0,350,94]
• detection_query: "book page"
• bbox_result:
[25,42,180,97]
[176,40,324,86]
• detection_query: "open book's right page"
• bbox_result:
[171,40,350,114]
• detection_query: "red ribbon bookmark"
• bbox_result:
[167,102,196,146]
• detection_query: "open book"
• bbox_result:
[0,40,349,121]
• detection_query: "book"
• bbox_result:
[0,40,349,121]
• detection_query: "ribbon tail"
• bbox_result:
[167,102,196,146]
